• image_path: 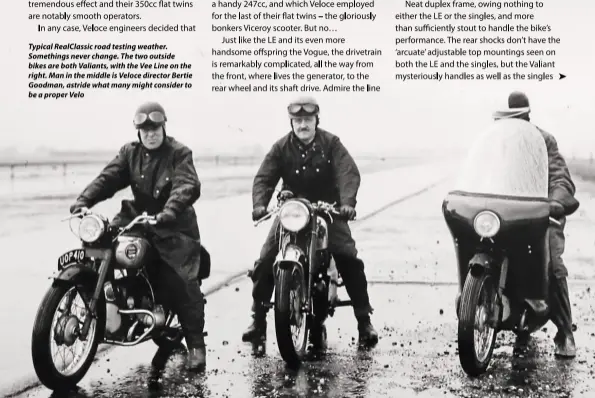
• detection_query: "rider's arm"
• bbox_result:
[76,144,131,208]
[253,143,282,209]
[163,146,201,215]
[330,136,360,207]
[542,130,580,216]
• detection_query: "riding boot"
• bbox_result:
[549,277,576,358]
[187,346,206,372]
[241,302,268,342]
[357,315,379,346]
[309,321,328,351]
[513,331,530,356]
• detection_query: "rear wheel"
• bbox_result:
[31,284,106,391]
[274,265,308,366]
[458,271,497,377]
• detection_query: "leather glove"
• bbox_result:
[549,200,565,219]
[339,205,356,220]
[252,206,268,221]
[69,201,88,215]
[277,190,294,201]
[156,209,176,225]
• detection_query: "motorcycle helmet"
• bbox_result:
[287,96,320,118]
[133,101,167,129]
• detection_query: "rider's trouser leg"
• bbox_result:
[328,220,373,318]
[155,238,206,350]
[251,217,281,309]
[547,219,576,357]
[243,218,279,341]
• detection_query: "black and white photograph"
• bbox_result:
[2,0,595,397]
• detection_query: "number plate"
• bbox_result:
[57,249,86,269]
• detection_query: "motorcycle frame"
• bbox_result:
[52,222,177,347]
[442,190,552,332]
[271,199,345,320]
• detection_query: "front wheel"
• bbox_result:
[274,265,308,366]
[31,284,105,391]
[458,271,497,377]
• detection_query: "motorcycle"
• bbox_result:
[31,209,210,390]
[442,117,562,376]
[254,191,352,366]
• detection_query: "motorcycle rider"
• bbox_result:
[241,96,379,347]
[69,101,207,371]
[494,91,580,358]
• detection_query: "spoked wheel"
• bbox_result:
[31,284,106,391]
[274,265,308,366]
[458,272,497,377]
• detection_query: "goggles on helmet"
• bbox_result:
[288,103,319,116]
[133,111,166,127]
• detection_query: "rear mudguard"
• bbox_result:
[53,263,99,288]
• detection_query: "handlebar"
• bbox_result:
[121,213,158,232]
[549,217,561,227]
[63,209,157,231]
[254,199,346,227]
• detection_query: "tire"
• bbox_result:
[458,271,497,377]
[274,266,308,366]
[31,283,106,391]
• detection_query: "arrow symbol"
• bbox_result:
[559,73,566,80]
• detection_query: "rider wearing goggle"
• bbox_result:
[133,102,168,150]
[70,101,208,371]
[133,110,167,127]
[243,96,379,348]
[287,102,320,116]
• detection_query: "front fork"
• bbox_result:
[457,255,508,329]
[80,249,113,340]
[487,256,508,328]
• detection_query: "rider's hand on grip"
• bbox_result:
[156,209,176,225]
[252,206,267,221]
[69,201,88,215]
[277,190,294,201]
[339,205,356,221]
[549,200,565,219]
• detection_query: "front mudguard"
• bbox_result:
[456,253,495,316]
[53,263,99,288]
[274,244,306,274]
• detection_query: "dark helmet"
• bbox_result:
[287,96,320,118]
[133,101,167,129]
[508,91,530,109]
[493,91,531,120]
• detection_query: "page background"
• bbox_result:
[0,1,592,157]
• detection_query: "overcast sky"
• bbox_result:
[1,1,593,157]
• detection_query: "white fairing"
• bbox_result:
[453,118,549,198]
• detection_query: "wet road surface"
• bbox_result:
[12,177,595,398]
[15,279,595,398]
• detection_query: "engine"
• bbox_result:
[114,236,153,269]
[103,274,166,343]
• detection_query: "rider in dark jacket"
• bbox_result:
[69,101,207,370]
[241,96,379,348]
[497,91,579,358]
